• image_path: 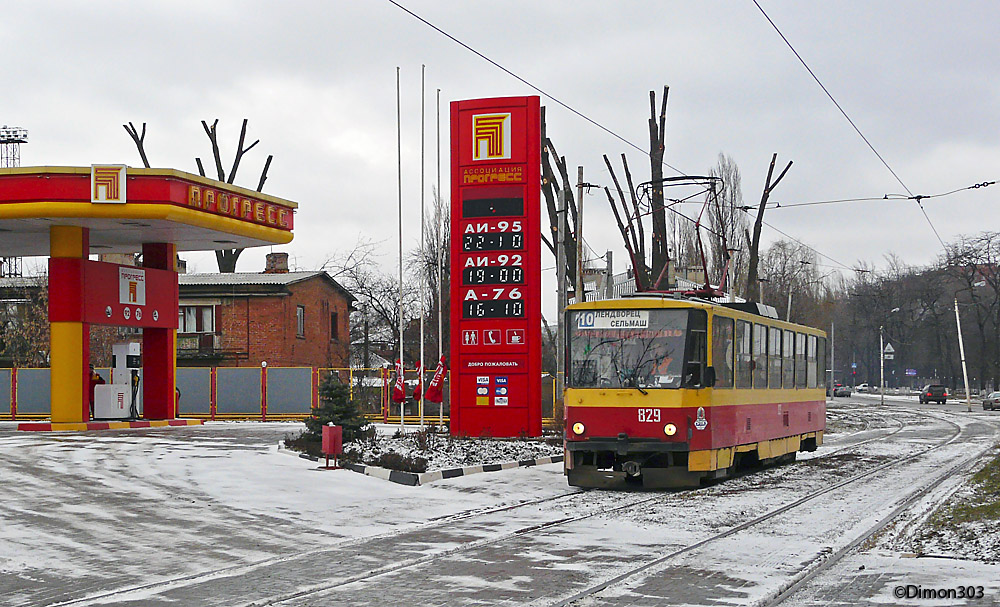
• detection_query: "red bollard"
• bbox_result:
[322,423,343,469]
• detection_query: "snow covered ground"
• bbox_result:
[0,400,997,606]
[336,423,563,471]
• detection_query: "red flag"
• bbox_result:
[412,361,423,400]
[424,356,448,403]
[391,359,406,403]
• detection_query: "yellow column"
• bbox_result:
[50,225,89,423]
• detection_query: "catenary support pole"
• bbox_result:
[955,298,972,412]
[576,166,584,301]
[556,189,567,402]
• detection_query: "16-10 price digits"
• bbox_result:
[463,300,524,319]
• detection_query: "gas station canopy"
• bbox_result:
[0,166,297,256]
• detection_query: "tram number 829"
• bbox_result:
[638,408,661,423]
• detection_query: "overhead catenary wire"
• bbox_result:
[387,0,684,176]
[751,0,947,249]
[757,179,996,210]
[389,0,908,282]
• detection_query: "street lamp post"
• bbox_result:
[879,324,885,406]
[880,307,901,406]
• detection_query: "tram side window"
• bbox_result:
[782,329,795,388]
[735,320,752,389]
[795,333,807,388]
[712,316,734,388]
[807,335,818,388]
[753,324,768,389]
[768,326,782,388]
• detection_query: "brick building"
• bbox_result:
[177,253,355,368]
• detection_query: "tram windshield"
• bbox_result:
[568,308,689,389]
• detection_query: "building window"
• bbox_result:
[330,311,339,341]
[178,305,214,333]
[296,305,305,338]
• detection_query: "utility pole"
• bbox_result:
[830,321,835,398]
[556,189,568,402]
[880,326,885,406]
[955,298,972,413]
[604,250,613,300]
[575,166,585,301]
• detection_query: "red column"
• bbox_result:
[141,243,178,420]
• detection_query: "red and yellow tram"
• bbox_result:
[564,295,826,488]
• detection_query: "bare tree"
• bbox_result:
[745,153,793,301]
[122,122,151,168]
[0,278,49,367]
[648,86,669,283]
[540,107,578,287]
[409,187,451,368]
[707,153,749,296]
[124,118,274,273]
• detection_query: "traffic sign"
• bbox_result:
[883,342,895,354]
[883,354,894,360]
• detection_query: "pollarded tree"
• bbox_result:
[124,119,273,273]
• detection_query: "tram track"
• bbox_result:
[47,405,944,606]
[224,408,948,607]
[759,411,1000,607]
[545,407,998,607]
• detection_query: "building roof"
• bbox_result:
[180,271,356,303]
[180,271,325,286]
[0,276,46,289]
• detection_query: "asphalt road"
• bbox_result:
[1,401,997,606]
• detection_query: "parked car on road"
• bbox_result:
[919,384,949,404]
[983,391,1000,411]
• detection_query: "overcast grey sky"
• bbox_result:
[4,1,998,313]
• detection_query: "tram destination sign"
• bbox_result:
[450,96,542,438]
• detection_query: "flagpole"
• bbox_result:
[396,66,405,432]
[419,64,426,430]
[437,87,444,431]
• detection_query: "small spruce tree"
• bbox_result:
[304,374,372,443]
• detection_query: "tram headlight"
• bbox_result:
[664,423,677,436]
[572,422,586,435]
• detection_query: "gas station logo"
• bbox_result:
[119,267,146,306]
[91,165,126,203]
[472,113,511,161]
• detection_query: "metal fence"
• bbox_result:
[0,366,561,425]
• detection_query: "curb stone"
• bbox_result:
[276,443,563,486]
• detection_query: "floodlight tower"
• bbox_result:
[0,125,27,277]
[0,125,28,168]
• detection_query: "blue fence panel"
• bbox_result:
[266,367,313,415]
[177,368,212,416]
[215,367,261,415]
[17,368,51,415]
[0,369,10,416]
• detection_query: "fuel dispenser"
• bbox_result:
[93,342,142,420]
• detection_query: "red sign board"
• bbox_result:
[48,258,179,328]
[450,96,542,437]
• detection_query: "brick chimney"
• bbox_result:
[264,252,289,274]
